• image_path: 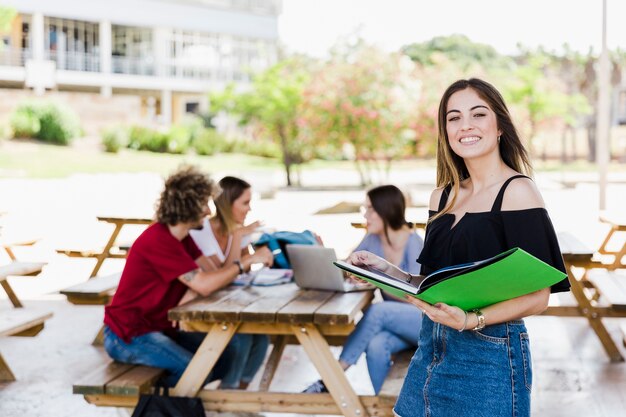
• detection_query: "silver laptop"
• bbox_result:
[286,244,374,292]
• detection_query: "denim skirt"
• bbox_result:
[393,317,532,417]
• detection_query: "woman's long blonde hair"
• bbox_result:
[432,78,533,221]
[214,176,251,234]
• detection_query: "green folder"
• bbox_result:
[333,247,567,310]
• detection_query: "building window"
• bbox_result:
[44,17,100,72]
[185,101,200,114]
[112,25,154,75]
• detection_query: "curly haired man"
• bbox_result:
[103,165,273,388]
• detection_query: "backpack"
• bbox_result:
[253,230,319,269]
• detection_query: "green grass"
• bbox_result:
[1,138,624,179]
[0,140,283,178]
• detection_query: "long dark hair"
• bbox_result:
[434,78,532,218]
[367,185,410,246]
[214,176,251,234]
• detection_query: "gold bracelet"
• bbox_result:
[458,310,469,332]
[471,309,486,331]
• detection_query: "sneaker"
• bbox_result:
[302,379,328,393]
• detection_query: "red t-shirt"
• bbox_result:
[104,223,202,342]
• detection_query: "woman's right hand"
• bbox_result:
[247,246,274,268]
[234,220,263,238]
[347,250,389,272]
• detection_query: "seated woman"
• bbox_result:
[188,175,269,389]
[190,176,261,270]
[304,185,424,394]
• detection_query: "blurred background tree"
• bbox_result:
[209,58,312,186]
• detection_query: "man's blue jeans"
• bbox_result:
[339,301,422,394]
[103,326,269,388]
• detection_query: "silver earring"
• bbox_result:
[497,135,501,144]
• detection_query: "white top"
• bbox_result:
[190,218,251,263]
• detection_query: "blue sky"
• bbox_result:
[279,0,626,57]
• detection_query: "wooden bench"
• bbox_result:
[543,231,626,362]
[60,272,121,306]
[586,270,626,348]
[0,261,47,308]
[60,272,122,345]
[73,361,164,407]
[0,308,53,381]
[72,349,413,414]
[57,216,150,278]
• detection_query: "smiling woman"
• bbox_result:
[344,79,571,417]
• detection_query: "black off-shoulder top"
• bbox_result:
[417,175,570,294]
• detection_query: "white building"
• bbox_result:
[0,0,280,129]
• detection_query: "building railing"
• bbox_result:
[0,48,31,67]
[45,50,100,72]
[0,47,248,83]
[112,56,155,76]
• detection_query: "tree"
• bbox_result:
[299,45,421,185]
[0,6,15,32]
[209,59,312,186]
[402,34,506,70]
[505,48,591,159]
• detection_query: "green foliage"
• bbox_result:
[0,6,16,32]
[10,108,40,138]
[166,125,191,154]
[210,58,312,185]
[229,139,281,159]
[127,126,169,153]
[403,35,508,69]
[37,103,81,144]
[192,128,228,155]
[101,126,128,153]
[10,101,81,144]
[299,44,422,184]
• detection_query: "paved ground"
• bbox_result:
[1,168,626,416]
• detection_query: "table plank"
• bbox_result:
[276,289,335,324]
[169,286,242,321]
[314,291,374,325]
[204,286,267,322]
[241,284,303,323]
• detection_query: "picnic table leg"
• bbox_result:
[567,263,624,362]
[173,322,239,397]
[0,280,23,308]
[597,226,617,255]
[608,244,626,271]
[292,324,369,417]
[3,246,17,261]
[89,223,124,278]
[0,351,16,381]
[92,324,105,346]
[258,335,287,392]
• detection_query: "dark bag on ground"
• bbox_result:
[253,230,319,268]
[131,385,204,417]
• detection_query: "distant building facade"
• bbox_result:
[0,0,280,130]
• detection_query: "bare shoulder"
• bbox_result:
[428,187,446,211]
[501,177,545,211]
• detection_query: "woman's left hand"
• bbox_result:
[405,296,468,331]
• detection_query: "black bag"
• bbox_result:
[131,385,204,417]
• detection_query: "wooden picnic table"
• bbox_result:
[543,232,626,362]
[57,215,152,278]
[167,284,383,417]
[0,238,52,381]
[598,213,626,270]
